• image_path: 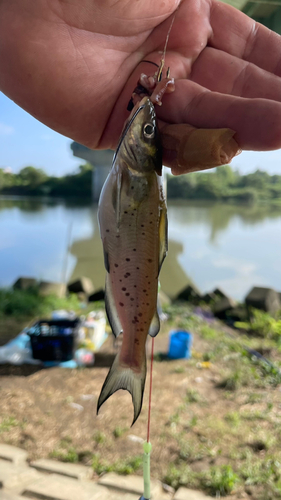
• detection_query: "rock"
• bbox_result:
[88,289,105,302]
[201,292,217,304]
[68,277,94,296]
[213,296,236,319]
[13,277,37,290]
[245,286,280,314]
[38,281,66,298]
[176,285,201,304]
[212,288,228,299]
[225,306,248,323]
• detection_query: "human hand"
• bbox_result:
[1,0,281,164]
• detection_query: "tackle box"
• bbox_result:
[27,319,80,362]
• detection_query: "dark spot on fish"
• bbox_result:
[142,233,145,236]
[141,224,144,227]
[134,208,137,211]
[150,221,153,224]
[122,287,126,291]
[138,313,143,317]
[124,211,128,214]
[130,298,134,301]
[129,225,131,227]
[133,249,136,252]
[131,186,134,190]
[146,303,149,306]
[126,258,130,261]
[140,328,144,332]
[134,285,137,288]
[116,235,120,238]
[146,294,149,297]
[131,213,134,216]
[136,267,139,270]
[124,272,130,278]
[119,280,122,282]
[119,302,124,307]
[144,321,147,324]
[126,293,130,296]
[150,212,153,215]
[106,229,110,233]
[146,275,149,278]
[134,339,140,345]
[148,259,152,263]
[115,263,118,268]
[143,289,147,292]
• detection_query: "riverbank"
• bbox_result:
[1,165,281,205]
[1,302,281,499]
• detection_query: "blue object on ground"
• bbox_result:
[168,330,193,359]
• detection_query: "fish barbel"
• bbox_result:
[97,96,167,424]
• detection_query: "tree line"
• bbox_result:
[0,164,281,203]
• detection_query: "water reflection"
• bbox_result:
[0,196,280,300]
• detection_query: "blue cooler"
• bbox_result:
[168,330,193,359]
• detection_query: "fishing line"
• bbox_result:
[141,337,155,500]
[147,337,155,443]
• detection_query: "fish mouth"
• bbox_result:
[113,97,151,164]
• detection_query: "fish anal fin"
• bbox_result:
[159,201,168,272]
[97,350,146,426]
[105,274,123,338]
[148,308,160,337]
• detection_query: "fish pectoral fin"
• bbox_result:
[105,274,123,338]
[159,202,168,272]
[97,350,146,426]
[148,308,160,337]
[103,247,110,273]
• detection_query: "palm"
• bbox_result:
[1,0,281,154]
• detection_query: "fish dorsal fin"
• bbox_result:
[105,274,123,338]
[148,307,160,337]
[158,199,168,272]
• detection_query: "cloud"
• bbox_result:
[0,122,15,135]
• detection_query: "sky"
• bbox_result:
[1,91,281,177]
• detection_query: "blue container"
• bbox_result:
[168,330,193,359]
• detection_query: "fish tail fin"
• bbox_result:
[97,351,146,426]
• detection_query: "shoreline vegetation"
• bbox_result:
[1,164,281,204]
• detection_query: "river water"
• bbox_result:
[0,196,280,301]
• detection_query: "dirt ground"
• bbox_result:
[1,308,281,499]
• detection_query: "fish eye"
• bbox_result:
[143,123,155,139]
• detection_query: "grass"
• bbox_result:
[0,287,81,318]
[92,454,142,475]
[49,447,79,463]
[0,416,19,432]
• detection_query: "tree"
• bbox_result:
[18,166,47,186]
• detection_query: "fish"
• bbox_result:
[97,96,168,425]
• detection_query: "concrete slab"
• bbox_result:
[30,459,92,480]
[22,474,108,500]
[0,493,26,500]
[98,472,162,497]
[174,487,212,500]
[0,445,28,466]
[0,459,39,492]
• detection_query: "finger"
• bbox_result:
[190,46,281,101]
[156,79,281,150]
[209,0,281,76]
